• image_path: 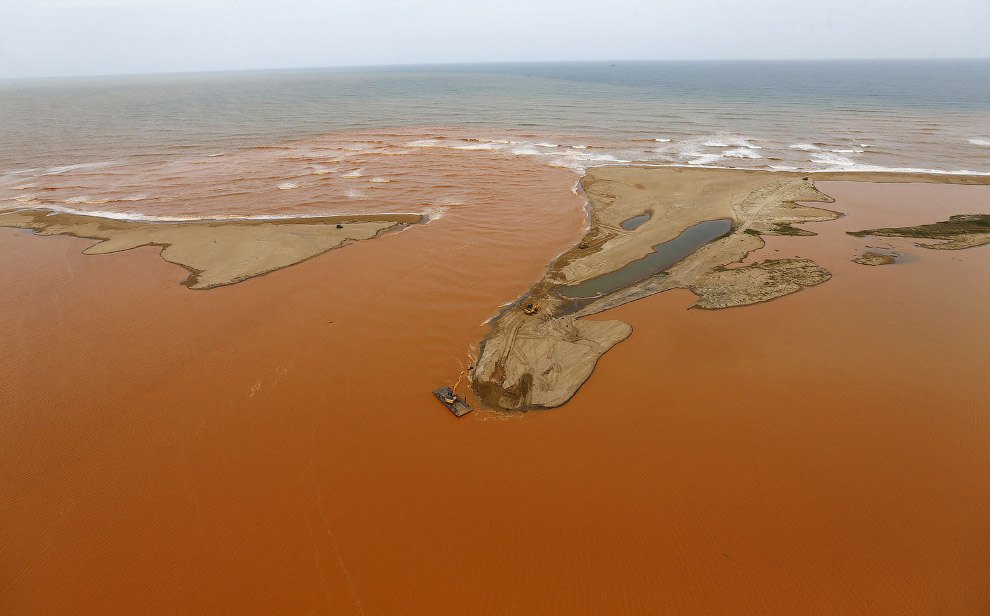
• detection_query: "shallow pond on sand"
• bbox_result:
[561,218,732,299]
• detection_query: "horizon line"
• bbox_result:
[3,57,989,82]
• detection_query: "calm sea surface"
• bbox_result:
[1,60,989,220]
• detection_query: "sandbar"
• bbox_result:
[473,167,990,411]
[849,214,990,250]
[0,209,423,289]
[854,251,898,266]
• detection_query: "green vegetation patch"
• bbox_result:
[744,224,814,237]
[848,214,990,240]
[771,223,815,236]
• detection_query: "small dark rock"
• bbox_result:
[336,224,343,229]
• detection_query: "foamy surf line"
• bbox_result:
[389,134,990,176]
[0,204,433,224]
[612,162,990,176]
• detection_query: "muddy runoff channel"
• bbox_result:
[471,166,844,411]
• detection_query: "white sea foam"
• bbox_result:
[571,144,589,149]
[43,161,114,175]
[511,146,541,156]
[830,149,864,154]
[342,170,363,178]
[21,204,424,223]
[535,142,559,148]
[789,143,819,151]
[591,154,629,162]
[699,135,762,149]
[548,159,586,172]
[724,148,761,159]
[368,177,391,183]
[277,182,299,190]
[1,168,41,180]
[547,151,632,173]
[452,143,495,150]
[404,139,443,148]
[573,152,624,161]
[654,138,672,143]
[810,152,857,167]
[969,138,990,146]
[810,163,990,175]
[687,153,725,165]
[46,206,234,221]
[421,205,447,222]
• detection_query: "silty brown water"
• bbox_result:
[2,135,990,615]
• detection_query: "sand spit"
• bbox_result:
[0,209,422,289]
[474,167,990,411]
[848,214,990,250]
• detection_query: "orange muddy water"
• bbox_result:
[2,173,989,614]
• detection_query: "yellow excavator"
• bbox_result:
[523,303,541,315]
[433,365,474,417]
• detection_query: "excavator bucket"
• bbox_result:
[433,387,473,417]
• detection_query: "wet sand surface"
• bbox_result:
[2,178,990,614]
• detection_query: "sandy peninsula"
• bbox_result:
[473,166,990,411]
[0,210,423,289]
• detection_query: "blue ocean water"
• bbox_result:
[1,60,988,181]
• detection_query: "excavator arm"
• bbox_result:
[434,366,475,416]
[444,365,474,403]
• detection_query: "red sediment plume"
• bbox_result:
[2,159,989,613]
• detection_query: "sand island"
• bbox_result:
[0,209,423,289]
[472,167,990,411]
[849,214,990,250]
[853,251,898,266]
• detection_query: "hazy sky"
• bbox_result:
[2,0,988,78]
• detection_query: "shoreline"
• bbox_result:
[472,167,990,411]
